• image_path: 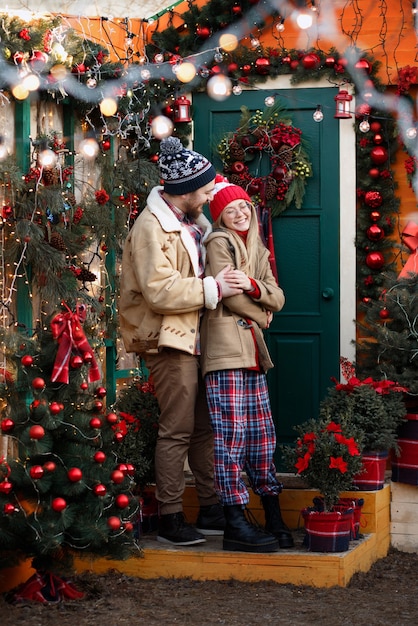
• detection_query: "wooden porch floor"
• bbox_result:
[0,483,391,591]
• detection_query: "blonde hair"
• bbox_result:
[213,202,262,277]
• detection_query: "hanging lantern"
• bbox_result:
[173,95,191,123]
[334,90,353,119]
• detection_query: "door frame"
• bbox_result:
[192,76,357,369]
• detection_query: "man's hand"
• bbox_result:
[215,265,243,298]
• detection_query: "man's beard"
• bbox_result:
[183,201,202,221]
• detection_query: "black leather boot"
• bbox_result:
[261,495,294,548]
[223,505,280,553]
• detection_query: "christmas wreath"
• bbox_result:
[216,103,312,217]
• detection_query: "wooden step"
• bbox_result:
[0,485,391,591]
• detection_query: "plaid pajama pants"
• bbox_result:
[205,369,283,506]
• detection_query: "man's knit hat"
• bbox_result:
[209,176,252,222]
[158,136,216,194]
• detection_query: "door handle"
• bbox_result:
[321,287,334,300]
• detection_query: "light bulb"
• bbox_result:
[276,21,285,33]
[406,127,417,139]
[176,62,196,83]
[296,11,313,29]
[313,106,324,122]
[151,115,174,139]
[219,33,238,52]
[38,149,57,167]
[265,96,275,107]
[100,97,118,117]
[359,118,370,133]
[207,74,232,101]
[232,84,242,96]
[79,137,99,159]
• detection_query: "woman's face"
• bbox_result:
[221,199,251,231]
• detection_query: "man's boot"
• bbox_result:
[261,495,294,548]
[223,505,280,553]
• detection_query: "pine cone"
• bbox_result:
[229,174,246,187]
[42,169,59,186]
[77,268,97,283]
[49,231,66,251]
[229,141,245,161]
[277,144,294,165]
[265,176,278,200]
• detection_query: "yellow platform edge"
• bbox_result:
[0,485,391,591]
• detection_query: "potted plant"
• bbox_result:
[319,357,407,490]
[282,416,363,552]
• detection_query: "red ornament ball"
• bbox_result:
[4,503,16,515]
[93,484,107,497]
[51,497,67,512]
[366,251,385,270]
[126,463,135,476]
[0,481,13,495]
[29,424,45,440]
[83,351,93,363]
[106,412,119,425]
[107,516,121,531]
[302,53,320,69]
[102,139,111,151]
[324,56,335,67]
[355,58,371,73]
[115,494,130,509]
[379,308,390,319]
[370,211,381,222]
[111,469,125,484]
[369,168,380,179]
[49,401,61,415]
[31,377,45,390]
[367,224,384,241]
[364,190,383,208]
[124,521,134,532]
[272,165,286,181]
[114,431,124,442]
[43,461,56,472]
[21,355,33,367]
[1,418,15,433]
[196,25,211,39]
[29,465,44,480]
[80,381,89,391]
[370,121,381,133]
[94,451,106,463]
[370,146,388,165]
[241,64,252,75]
[373,133,384,145]
[90,417,102,429]
[230,161,245,174]
[70,355,83,369]
[255,57,270,75]
[67,467,83,482]
[117,463,129,475]
[93,400,103,411]
[95,386,107,398]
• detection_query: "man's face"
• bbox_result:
[178,180,215,219]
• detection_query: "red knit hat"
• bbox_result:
[209,177,251,222]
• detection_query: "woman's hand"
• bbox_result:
[228,269,252,292]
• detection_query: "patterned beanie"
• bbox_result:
[209,176,252,223]
[158,136,216,195]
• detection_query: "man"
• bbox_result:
[119,136,242,546]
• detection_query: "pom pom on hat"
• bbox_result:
[158,137,216,195]
[209,176,252,222]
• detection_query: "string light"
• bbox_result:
[207,74,232,101]
[359,116,371,133]
[313,105,323,122]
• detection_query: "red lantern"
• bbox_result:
[334,90,353,119]
[173,96,191,123]
[51,497,67,512]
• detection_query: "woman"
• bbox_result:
[200,177,294,553]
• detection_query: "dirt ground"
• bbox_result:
[1,547,417,625]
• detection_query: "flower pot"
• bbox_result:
[301,508,354,552]
[334,498,365,540]
[352,450,388,491]
[391,413,418,486]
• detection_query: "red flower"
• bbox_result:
[295,452,311,474]
[326,421,342,433]
[329,456,348,473]
[334,434,361,456]
[95,189,110,205]
[19,28,31,41]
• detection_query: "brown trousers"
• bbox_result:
[144,349,218,515]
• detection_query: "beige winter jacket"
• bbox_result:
[200,229,285,376]
[119,186,218,355]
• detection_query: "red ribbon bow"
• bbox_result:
[50,303,100,384]
[399,220,418,278]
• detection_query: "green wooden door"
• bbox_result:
[194,87,340,464]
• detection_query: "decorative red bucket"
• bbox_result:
[301,508,354,552]
[391,413,418,486]
[335,498,365,540]
[352,450,388,491]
